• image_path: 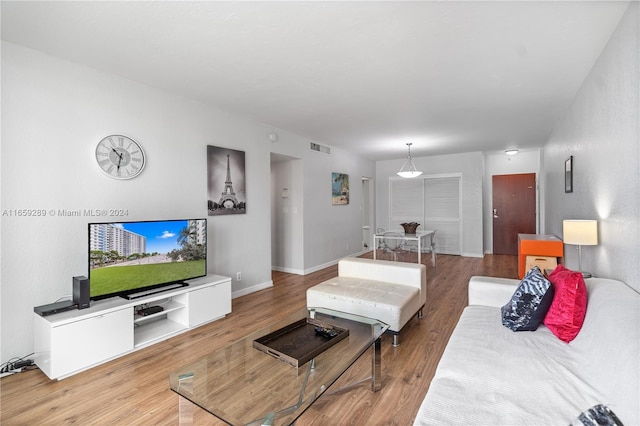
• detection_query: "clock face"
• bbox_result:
[95,135,145,179]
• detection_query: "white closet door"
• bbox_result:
[388,175,462,255]
[389,179,423,231]
[423,177,461,255]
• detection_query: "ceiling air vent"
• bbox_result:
[310,142,331,154]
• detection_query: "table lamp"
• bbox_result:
[562,220,598,278]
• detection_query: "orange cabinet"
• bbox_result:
[517,234,564,279]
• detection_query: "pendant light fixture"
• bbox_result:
[397,142,423,178]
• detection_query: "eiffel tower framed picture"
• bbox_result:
[207,145,247,215]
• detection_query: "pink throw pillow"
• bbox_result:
[543,264,588,343]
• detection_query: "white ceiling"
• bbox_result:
[1,1,630,160]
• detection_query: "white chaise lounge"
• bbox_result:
[306,257,426,346]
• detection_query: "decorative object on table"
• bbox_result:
[95,134,145,179]
[562,219,598,278]
[397,142,423,178]
[565,155,573,193]
[207,145,246,215]
[332,172,349,205]
[400,222,420,234]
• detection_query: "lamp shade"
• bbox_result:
[397,142,422,178]
[563,220,598,246]
[397,168,423,178]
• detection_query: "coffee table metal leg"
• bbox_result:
[371,336,382,391]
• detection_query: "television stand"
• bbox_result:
[33,274,231,380]
[125,282,186,299]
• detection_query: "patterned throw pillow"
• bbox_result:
[570,404,624,426]
[501,266,555,331]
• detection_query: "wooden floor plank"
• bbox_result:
[0,254,517,425]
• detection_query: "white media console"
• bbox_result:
[34,274,231,380]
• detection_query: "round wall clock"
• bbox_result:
[95,135,146,179]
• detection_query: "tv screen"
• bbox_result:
[88,219,207,300]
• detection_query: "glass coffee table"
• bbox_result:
[169,307,388,425]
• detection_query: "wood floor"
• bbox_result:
[0,253,517,425]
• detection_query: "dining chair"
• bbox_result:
[382,232,406,262]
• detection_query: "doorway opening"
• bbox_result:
[270,153,304,274]
[361,177,373,249]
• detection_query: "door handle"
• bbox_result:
[493,208,499,219]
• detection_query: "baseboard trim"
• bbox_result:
[303,259,339,275]
[232,280,273,299]
[462,252,485,258]
[271,266,305,275]
[273,251,369,276]
[302,251,368,275]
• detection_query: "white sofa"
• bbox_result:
[414,276,640,425]
[306,257,426,346]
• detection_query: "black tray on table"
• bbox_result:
[253,317,349,368]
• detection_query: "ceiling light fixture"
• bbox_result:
[397,143,423,178]
[505,149,519,156]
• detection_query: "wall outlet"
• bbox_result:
[236,272,242,281]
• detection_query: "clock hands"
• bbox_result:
[112,148,124,174]
[111,148,124,161]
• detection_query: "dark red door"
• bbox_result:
[492,173,537,255]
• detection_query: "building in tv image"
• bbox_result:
[207,145,246,215]
[88,219,207,300]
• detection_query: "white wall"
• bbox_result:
[543,3,639,291]
[375,152,484,257]
[483,149,542,253]
[302,150,373,272]
[0,42,374,362]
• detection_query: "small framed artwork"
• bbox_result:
[332,173,349,205]
[565,156,573,193]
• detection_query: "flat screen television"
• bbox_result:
[88,218,207,300]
